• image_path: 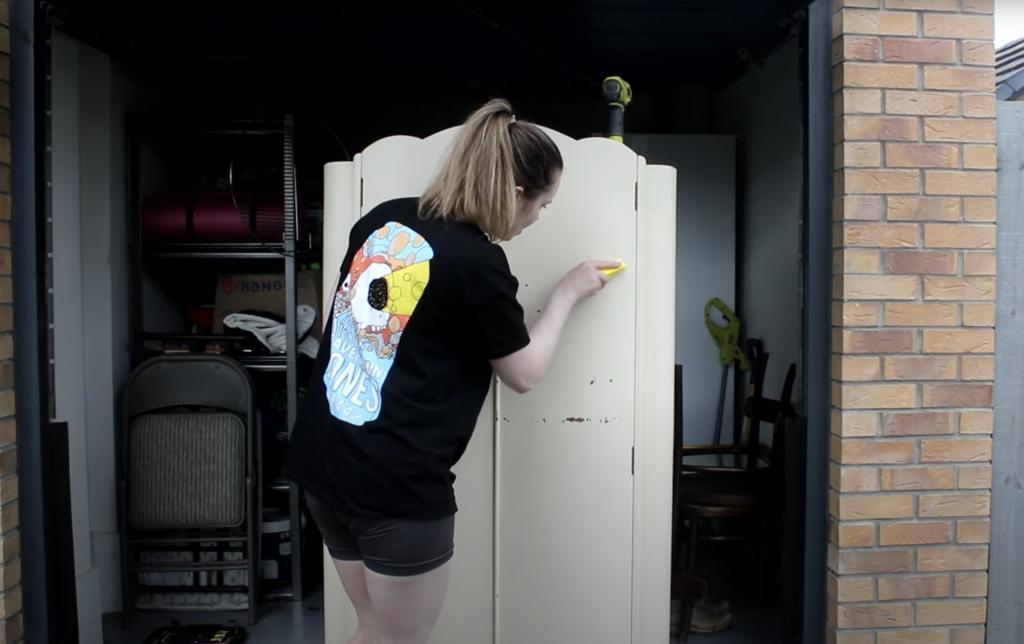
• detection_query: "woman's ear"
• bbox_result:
[514,186,525,200]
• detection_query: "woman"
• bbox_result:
[283,99,619,644]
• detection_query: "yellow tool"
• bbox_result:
[600,260,626,279]
[602,76,632,143]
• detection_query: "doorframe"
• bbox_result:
[797,1,833,642]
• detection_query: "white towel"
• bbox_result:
[223,305,319,359]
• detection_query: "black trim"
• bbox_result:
[11,0,52,641]
[799,1,832,642]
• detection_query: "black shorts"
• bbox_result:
[305,493,455,577]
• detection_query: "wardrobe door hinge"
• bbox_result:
[360,178,364,208]
[634,181,638,210]
[631,447,635,475]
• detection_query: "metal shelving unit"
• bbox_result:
[126,113,315,608]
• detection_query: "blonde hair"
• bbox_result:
[419,99,563,241]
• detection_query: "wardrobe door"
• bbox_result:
[496,134,639,644]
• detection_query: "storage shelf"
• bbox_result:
[142,243,289,260]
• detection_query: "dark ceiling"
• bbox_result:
[53,0,810,100]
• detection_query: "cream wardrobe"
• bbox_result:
[319,126,677,644]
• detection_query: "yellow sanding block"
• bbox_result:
[600,260,626,279]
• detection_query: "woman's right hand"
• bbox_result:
[555,260,622,305]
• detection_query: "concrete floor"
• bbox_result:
[104,554,779,644]
[103,590,326,644]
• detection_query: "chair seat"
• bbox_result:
[678,472,768,508]
[681,451,769,472]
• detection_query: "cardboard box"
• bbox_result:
[212,270,322,335]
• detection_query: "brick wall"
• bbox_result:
[830,0,997,642]
[0,1,20,642]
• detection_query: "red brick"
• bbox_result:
[838,35,882,62]
[963,251,996,275]
[886,143,959,168]
[919,492,991,517]
[964,198,996,222]
[842,329,915,354]
[959,464,993,489]
[837,9,919,36]
[882,466,956,491]
[837,89,884,115]
[918,546,989,572]
[962,94,996,118]
[921,438,993,462]
[924,67,996,92]
[884,302,958,326]
[924,118,996,144]
[887,197,959,222]
[963,303,996,327]
[834,547,913,574]
[840,168,921,194]
[840,62,921,89]
[923,384,993,408]
[835,603,912,629]
[879,521,952,546]
[844,116,920,141]
[955,572,989,597]
[837,195,885,220]
[963,145,997,169]
[960,411,994,435]
[835,438,917,463]
[843,223,919,247]
[923,14,994,39]
[885,250,956,274]
[877,574,951,601]
[837,384,918,409]
[839,275,919,300]
[884,38,957,63]
[838,142,883,168]
[883,411,954,436]
[922,329,994,354]
[962,40,996,66]
[884,356,957,381]
[885,90,959,117]
[884,0,958,9]
[961,356,995,381]
[925,171,997,197]
[923,277,996,301]
[917,599,988,625]
[957,520,991,545]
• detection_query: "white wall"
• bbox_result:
[627,135,737,446]
[52,32,137,637]
[715,39,803,409]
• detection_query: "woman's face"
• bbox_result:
[510,170,562,238]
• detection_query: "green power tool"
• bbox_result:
[705,298,750,445]
[602,76,632,143]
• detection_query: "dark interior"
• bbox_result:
[41,1,818,643]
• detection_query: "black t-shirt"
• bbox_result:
[283,197,531,519]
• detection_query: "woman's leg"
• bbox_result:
[355,514,457,644]
[333,559,378,644]
[305,495,378,642]
[365,561,453,644]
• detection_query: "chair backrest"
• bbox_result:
[121,355,257,530]
[767,363,798,471]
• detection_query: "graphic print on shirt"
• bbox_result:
[324,222,433,425]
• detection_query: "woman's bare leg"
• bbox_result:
[333,559,378,644]
[365,561,453,644]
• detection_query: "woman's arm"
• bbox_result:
[491,260,620,393]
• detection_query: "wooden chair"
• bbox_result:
[681,339,772,474]
[674,363,797,640]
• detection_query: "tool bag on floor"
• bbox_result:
[142,621,247,644]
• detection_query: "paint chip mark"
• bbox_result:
[590,379,595,385]
[565,417,584,423]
